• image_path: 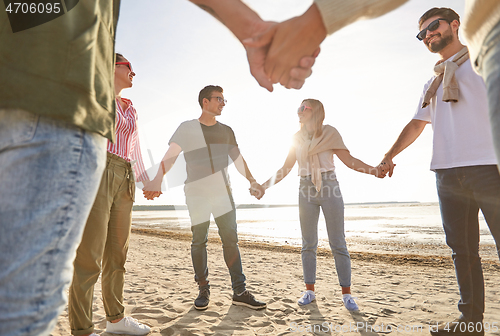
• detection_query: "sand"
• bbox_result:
[51,231,500,336]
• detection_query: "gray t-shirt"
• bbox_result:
[169,119,238,186]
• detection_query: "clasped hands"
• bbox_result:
[243,4,327,91]
[142,178,163,201]
[375,156,396,178]
[249,181,266,200]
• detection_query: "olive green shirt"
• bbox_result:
[0,0,121,141]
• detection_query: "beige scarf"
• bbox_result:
[421,46,469,108]
[295,125,347,192]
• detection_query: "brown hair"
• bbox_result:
[418,8,460,33]
[115,53,125,62]
[198,85,223,108]
[301,99,325,138]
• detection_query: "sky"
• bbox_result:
[115,0,466,206]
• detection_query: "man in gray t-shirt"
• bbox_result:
[144,85,266,311]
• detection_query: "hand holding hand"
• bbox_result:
[243,20,320,91]
[378,157,396,177]
[249,181,265,200]
[244,4,326,88]
[372,166,387,179]
[142,178,163,200]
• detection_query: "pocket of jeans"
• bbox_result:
[0,109,39,151]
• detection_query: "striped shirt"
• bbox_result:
[107,98,149,182]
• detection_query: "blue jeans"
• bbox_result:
[477,19,500,166]
[435,165,500,322]
[0,110,106,336]
[299,172,351,287]
[186,189,246,294]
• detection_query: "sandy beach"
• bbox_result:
[51,230,500,336]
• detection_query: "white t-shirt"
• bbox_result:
[413,57,497,170]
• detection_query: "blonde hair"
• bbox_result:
[300,99,325,138]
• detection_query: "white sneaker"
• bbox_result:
[106,316,151,335]
[89,334,99,336]
[298,290,316,305]
[342,294,359,311]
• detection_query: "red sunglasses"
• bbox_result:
[115,61,133,72]
[298,105,312,113]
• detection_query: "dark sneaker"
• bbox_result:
[430,317,484,336]
[194,285,210,310]
[232,290,266,310]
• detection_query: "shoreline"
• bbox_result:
[131,201,437,211]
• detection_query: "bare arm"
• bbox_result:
[335,149,383,177]
[189,0,261,41]
[380,119,428,177]
[228,146,265,198]
[143,142,182,200]
[262,146,297,190]
[229,146,257,182]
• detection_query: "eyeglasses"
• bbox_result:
[297,105,312,113]
[115,62,133,72]
[210,96,227,104]
[416,18,448,41]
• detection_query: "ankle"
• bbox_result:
[305,284,315,292]
[341,286,351,295]
[110,317,123,323]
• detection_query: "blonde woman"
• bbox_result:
[260,99,384,309]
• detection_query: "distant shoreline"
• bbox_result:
[132,201,437,211]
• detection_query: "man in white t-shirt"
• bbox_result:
[379,8,500,336]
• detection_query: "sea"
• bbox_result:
[132,202,498,260]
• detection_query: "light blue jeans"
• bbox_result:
[0,110,106,336]
[477,19,500,166]
[299,172,351,287]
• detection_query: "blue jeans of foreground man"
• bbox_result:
[0,110,106,336]
[436,165,500,323]
[299,172,351,287]
[478,19,500,167]
[186,189,246,294]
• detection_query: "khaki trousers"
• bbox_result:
[68,153,135,336]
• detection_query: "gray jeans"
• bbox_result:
[298,172,351,287]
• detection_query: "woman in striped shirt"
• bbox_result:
[68,54,151,336]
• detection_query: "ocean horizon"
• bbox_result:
[132,202,498,260]
[133,201,426,211]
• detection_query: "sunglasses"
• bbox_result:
[115,61,133,72]
[297,105,312,113]
[416,18,448,41]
